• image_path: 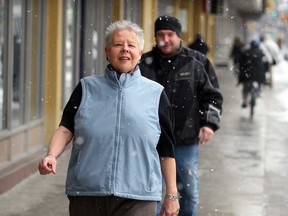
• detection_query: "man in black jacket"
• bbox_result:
[238,40,265,107]
[139,15,223,216]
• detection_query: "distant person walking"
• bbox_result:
[238,40,265,107]
[188,32,209,55]
[230,36,244,77]
[259,34,281,88]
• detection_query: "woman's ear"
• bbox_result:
[105,47,110,62]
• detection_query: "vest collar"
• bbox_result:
[105,65,141,87]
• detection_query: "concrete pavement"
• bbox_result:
[198,60,288,216]
[0,150,70,216]
[1,61,288,216]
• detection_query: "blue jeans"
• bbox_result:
[156,144,199,216]
[175,144,199,216]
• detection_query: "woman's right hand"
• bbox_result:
[38,154,57,175]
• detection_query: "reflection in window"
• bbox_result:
[29,1,44,122]
[123,1,142,24]
[94,0,113,74]
[63,0,74,106]
[158,0,174,16]
[11,0,23,127]
[0,0,4,130]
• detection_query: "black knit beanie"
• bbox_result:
[154,15,182,36]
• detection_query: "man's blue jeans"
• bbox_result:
[156,144,199,216]
[175,144,199,216]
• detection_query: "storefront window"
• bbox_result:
[0,0,4,130]
[0,0,45,129]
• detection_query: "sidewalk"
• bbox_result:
[198,60,288,216]
[0,150,70,216]
[0,61,288,216]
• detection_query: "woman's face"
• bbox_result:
[105,29,142,73]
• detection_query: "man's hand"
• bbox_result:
[198,126,214,144]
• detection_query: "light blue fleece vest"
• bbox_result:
[65,66,164,201]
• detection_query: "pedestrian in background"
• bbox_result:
[259,34,281,88]
[230,36,245,77]
[139,15,223,216]
[259,36,272,84]
[38,20,179,216]
[188,32,209,55]
[238,40,266,107]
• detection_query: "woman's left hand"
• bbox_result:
[159,198,180,216]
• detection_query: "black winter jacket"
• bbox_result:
[238,46,266,84]
[139,46,223,146]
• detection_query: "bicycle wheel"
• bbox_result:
[250,82,258,118]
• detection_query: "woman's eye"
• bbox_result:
[112,43,121,46]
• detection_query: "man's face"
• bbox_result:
[155,30,181,56]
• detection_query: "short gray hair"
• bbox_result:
[105,20,144,51]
